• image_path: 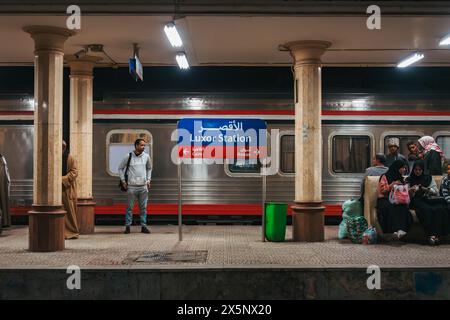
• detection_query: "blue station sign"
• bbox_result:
[177,118,267,159]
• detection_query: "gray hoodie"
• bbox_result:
[118,151,152,187]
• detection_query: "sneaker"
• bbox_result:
[394,230,407,239]
[427,236,439,246]
[141,226,151,234]
[124,226,131,234]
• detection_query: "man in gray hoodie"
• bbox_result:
[118,138,152,234]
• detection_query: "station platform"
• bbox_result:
[1,225,449,299]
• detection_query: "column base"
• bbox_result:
[28,205,66,252]
[76,198,96,234]
[291,201,325,242]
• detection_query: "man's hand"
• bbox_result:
[147,181,151,189]
[121,181,128,190]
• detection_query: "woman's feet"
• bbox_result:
[427,236,440,246]
[392,230,407,240]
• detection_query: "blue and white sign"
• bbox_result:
[177,118,267,159]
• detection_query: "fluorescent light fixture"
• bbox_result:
[187,98,204,109]
[351,99,366,108]
[439,34,450,46]
[176,52,189,69]
[397,53,424,68]
[164,22,183,47]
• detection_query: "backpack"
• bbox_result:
[346,216,368,244]
[389,184,410,205]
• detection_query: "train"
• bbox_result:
[1,91,449,225]
[1,66,450,225]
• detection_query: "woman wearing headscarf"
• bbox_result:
[407,160,450,245]
[377,159,412,240]
[418,136,445,175]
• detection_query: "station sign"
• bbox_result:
[177,118,267,159]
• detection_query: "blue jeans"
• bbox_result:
[125,186,148,226]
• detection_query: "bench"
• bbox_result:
[363,175,446,242]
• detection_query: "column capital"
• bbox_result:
[283,40,331,65]
[66,55,102,76]
[23,25,75,53]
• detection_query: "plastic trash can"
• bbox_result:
[265,202,287,241]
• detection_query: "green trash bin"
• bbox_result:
[265,202,288,241]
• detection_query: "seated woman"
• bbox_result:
[377,159,412,240]
[407,160,450,245]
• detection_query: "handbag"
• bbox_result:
[389,184,410,205]
[118,153,132,192]
[424,196,446,205]
[362,226,378,244]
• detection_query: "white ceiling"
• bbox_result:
[0,15,449,66]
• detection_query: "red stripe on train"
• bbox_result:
[11,204,342,217]
[0,111,33,115]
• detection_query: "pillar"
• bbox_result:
[65,55,101,234]
[23,26,75,252]
[284,40,331,242]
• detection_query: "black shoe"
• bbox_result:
[141,226,150,234]
[124,226,131,234]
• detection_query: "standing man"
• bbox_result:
[62,141,80,239]
[385,137,406,167]
[406,141,423,173]
[119,138,152,234]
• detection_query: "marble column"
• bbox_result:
[65,55,101,234]
[23,26,75,252]
[284,40,331,242]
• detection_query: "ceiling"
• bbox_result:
[0,14,449,67]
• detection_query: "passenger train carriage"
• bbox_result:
[1,63,450,224]
[1,92,450,224]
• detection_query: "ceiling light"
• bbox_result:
[164,22,183,47]
[439,34,450,46]
[397,53,424,68]
[176,52,189,69]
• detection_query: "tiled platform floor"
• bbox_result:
[1,225,450,268]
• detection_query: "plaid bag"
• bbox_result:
[346,216,368,244]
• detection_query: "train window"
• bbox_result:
[280,135,295,174]
[332,136,370,173]
[436,136,450,157]
[228,159,261,174]
[383,135,421,157]
[106,130,152,176]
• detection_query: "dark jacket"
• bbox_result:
[424,150,442,175]
[385,153,406,168]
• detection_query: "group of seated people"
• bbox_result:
[361,136,450,246]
